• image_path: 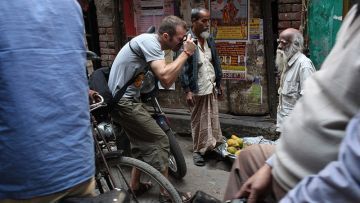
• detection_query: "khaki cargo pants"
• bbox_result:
[111,98,170,172]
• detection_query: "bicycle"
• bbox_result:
[89,94,182,203]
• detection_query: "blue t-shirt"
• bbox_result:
[0,0,94,199]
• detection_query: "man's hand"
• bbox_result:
[186,91,195,107]
[183,34,196,56]
[237,164,273,203]
[88,89,100,104]
[217,86,224,101]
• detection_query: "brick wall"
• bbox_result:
[95,0,117,67]
[278,0,302,33]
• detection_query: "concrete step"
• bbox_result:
[157,107,279,140]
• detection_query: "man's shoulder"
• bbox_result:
[297,53,315,67]
[298,52,310,60]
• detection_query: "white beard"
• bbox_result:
[275,49,288,72]
[200,30,210,39]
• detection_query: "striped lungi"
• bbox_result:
[190,92,223,155]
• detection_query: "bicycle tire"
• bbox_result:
[166,129,187,179]
[103,156,182,203]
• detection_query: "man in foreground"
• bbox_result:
[0,0,95,201]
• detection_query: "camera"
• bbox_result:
[182,35,198,45]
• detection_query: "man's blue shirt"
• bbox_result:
[0,0,94,199]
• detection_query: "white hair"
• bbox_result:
[292,32,304,52]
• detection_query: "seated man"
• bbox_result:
[223,3,360,203]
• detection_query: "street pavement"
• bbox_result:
[168,134,233,201]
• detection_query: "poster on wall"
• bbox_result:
[215,40,247,80]
[133,0,174,34]
[210,0,249,41]
[249,18,263,40]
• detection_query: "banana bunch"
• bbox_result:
[227,134,243,156]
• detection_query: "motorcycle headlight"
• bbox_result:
[96,122,115,140]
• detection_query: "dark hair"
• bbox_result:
[191,7,208,22]
[158,15,187,38]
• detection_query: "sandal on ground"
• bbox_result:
[129,181,152,197]
[159,191,192,203]
[193,152,205,166]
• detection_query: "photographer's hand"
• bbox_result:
[183,34,196,56]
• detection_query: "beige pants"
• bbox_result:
[1,178,95,203]
[223,145,287,202]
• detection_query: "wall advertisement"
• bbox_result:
[210,0,249,40]
[210,0,250,80]
[216,40,247,80]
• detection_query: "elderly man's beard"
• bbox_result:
[275,44,299,72]
[275,49,288,72]
[200,29,210,39]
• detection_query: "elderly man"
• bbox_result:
[223,3,360,202]
[275,28,316,132]
[180,7,223,167]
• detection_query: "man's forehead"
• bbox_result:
[280,28,299,40]
[200,15,210,20]
[279,32,292,40]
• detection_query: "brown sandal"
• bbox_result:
[159,190,192,203]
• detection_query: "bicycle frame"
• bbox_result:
[90,97,116,192]
[90,96,134,195]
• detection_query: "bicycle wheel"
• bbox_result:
[114,122,187,179]
[98,155,182,203]
[166,129,187,179]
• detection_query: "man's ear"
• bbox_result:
[163,33,169,41]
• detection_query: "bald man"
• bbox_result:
[275,28,316,132]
